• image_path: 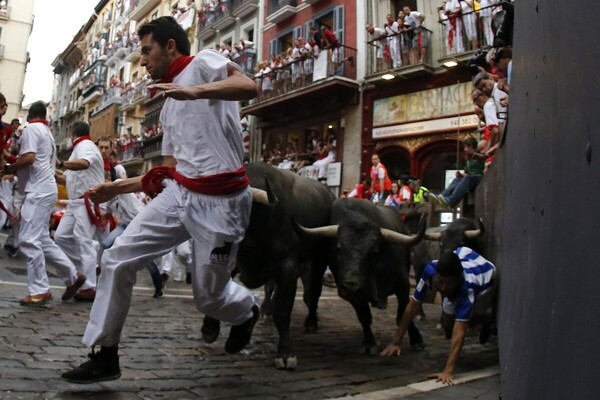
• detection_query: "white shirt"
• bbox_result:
[106,190,144,225]
[114,163,127,179]
[65,139,104,199]
[18,122,57,195]
[404,11,423,28]
[161,50,245,177]
[483,98,499,127]
[492,83,508,118]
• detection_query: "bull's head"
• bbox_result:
[297,216,425,307]
[424,217,484,253]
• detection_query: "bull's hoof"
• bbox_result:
[200,317,221,344]
[304,325,318,334]
[361,344,378,355]
[410,341,425,352]
[275,355,298,370]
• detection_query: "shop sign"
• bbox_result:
[372,114,479,139]
[373,82,474,127]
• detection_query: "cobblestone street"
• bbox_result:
[0,236,499,399]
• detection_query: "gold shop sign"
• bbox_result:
[373,82,474,129]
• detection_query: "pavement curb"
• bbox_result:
[328,365,500,399]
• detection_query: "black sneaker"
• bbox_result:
[224,305,259,354]
[62,346,121,384]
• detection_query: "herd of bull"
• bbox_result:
[200,162,486,370]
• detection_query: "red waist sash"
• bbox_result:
[141,166,249,198]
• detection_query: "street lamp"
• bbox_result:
[381,73,395,80]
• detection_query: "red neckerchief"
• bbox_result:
[72,135,92,149]
[103,158,111,172]
[28,118,49,125]
[149,55,194,98]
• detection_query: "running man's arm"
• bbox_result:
[86,156,177,203]
[380,297,421,356]
[4,152,35,173]
[149,65,258,101]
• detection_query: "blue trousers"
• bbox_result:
[441,175,482,207]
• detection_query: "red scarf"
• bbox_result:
[104,158,111,172]
[72,135,92,149]
[141,166,249,198]
[149,55,194,98]
[28,118,49,125]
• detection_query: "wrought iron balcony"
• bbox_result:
[365,26,434,79]
[437,5,496,64]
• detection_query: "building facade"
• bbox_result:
[0,0,34,121]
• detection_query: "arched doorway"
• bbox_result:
[414,139,462,192]
[378,145,410,182]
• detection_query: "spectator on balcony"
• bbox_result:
[291,39,304,88]
[310,26,325,50]
[459,0,478,50]
[442,0,464,54]
[479,0,502,47]
[396,12,411,66]
[256,60,272,97]
[302,39,314,80]
[366,24,387,72]
[403,5,427,64]
[312,136,336,182]
[384,14,401,69]
[320,25,340,73]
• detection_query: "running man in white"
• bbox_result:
[4,102,86,306]
[54,121,105,302]
[62,16,259,384]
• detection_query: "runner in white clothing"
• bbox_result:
[3,102,86,306]
[62,16,260,384]
[54,121,105,301]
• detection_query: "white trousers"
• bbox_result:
[83,180,255,347]
[54,199,102,290]
[19,192,78,295]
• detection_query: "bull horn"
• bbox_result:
[295,223,339,238]
[380,228,422,245]
[251,188,270,205]
[464,217,485,238]
[425,231,442,241]
[251,175,279,206]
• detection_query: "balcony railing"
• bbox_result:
[97,86,123,110]
[129,0,161,21]
[231,0,259,19]
[438,4,497,60]
[233,49,257,76]
[366,26,433,77]
[267,0,297,24]
[252,45,357,103]
[197,1,231,39]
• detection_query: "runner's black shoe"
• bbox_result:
[62,346,121,384]
[225,305,259,354]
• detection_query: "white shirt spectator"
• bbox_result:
[483,98,499,128]
[404,11,423,28]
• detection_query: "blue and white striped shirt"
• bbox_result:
[413,246,496,321]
